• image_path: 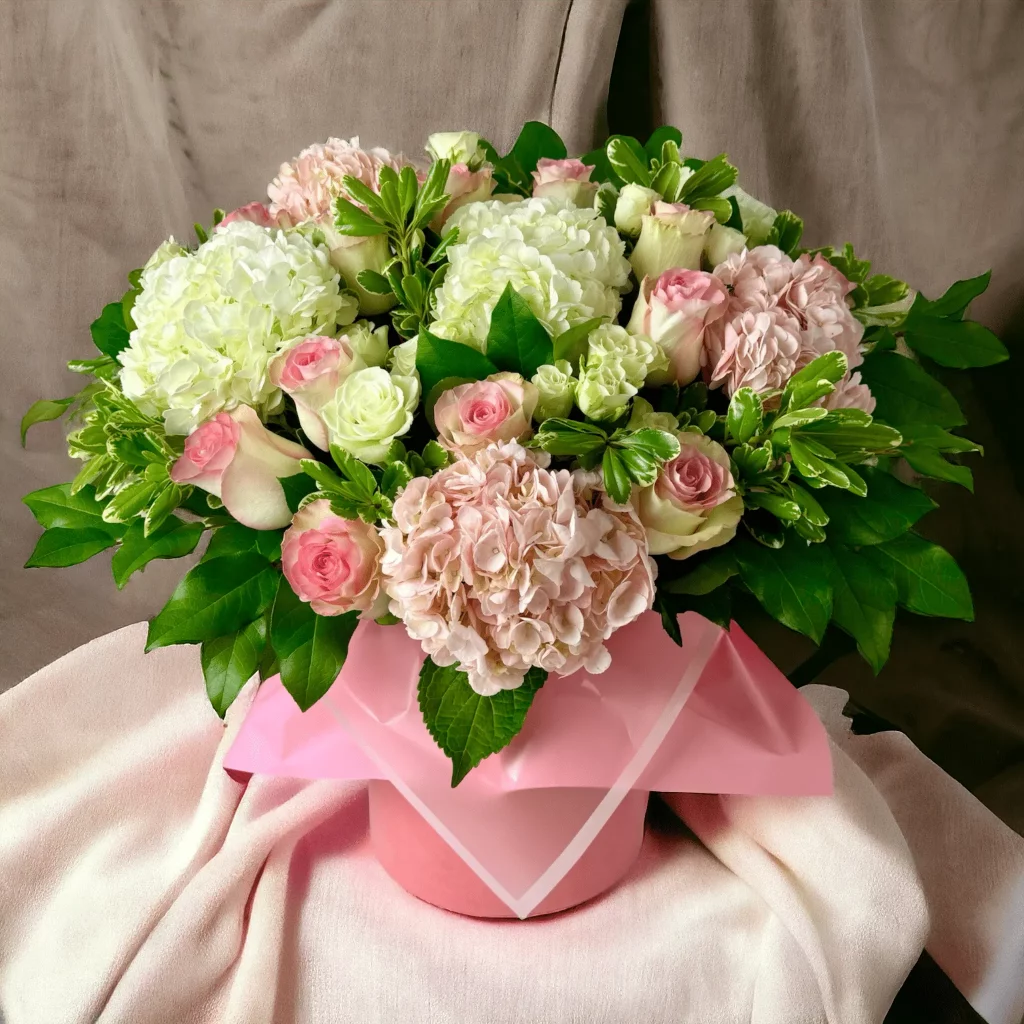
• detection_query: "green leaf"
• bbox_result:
[690,196,733,223]
[20,397,75,445]
[485,283,554,379]
[356,269,394,296]
[529,418,608,459]
[552,317,604,367]
[789,439,851,489]
[650,161,683,203]
[415,329,498,398]
[826,542,896,673]
[903,314,1008,368]
[863,275,910,307]
[90,302,130,358]
[782,351,848,410]
[796,417,903,455]
[678,154,737,202]
[146,553,279,650]
[901,445,973,491]
[201,617,268,718]
[828,243,871,285]
[726,387,763,443]
[616,428,680,462]
[25,527,119,568]
[898,424,981,454]
[271,579,359,710]
[871,533,973,621]
[734,538,832,642]
[601,447,632,504]
[23,483,121,534]
[665,550,737,595]
[381,460,413,499]
[422,439,450,470]
[418,658,546,786]
[606,136,651,187]
[746,491,801,521]
[773,407,828,430]
[204,522,282,562]
[644,126,683,161]
[333,196,388,237]
[858,351,965,428]
[280,473,318,514]
[111,516,204,589]
[767,210,803,256]
[815,467,936,545]
[922,271,991,319]
[510,121,566,177]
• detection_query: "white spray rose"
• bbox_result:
[586,323,668,385]
[344,320,390,367]
[427,131,486,168]
[531,360,576,420]
[614,183,660,237]
[321,367,420,463]
[575,354,636,422]
[705,223,747,267]
[387,336,418,379]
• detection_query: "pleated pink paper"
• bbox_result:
[225,612,831,917]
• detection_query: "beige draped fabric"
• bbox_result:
[1,0,1022,818]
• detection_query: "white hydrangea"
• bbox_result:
[118,220,357,435]
[431,197,631,351]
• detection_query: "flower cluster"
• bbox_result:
[25,124,999,782]
[379,442,655,695]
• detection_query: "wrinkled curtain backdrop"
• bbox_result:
[1,0,1022,824]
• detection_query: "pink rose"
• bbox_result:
[628,269,729,385]
[630,201,716,283]
[217,202,277,230]
[703,307,803,396]
[170,405,309,530]
[434,163,496,228]
[433,372,539,455]
[531,157,597,206]
[634,434,743,559]
[269,334,366,451]
[281,499,385,617]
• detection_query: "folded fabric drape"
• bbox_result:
[2,626,1021,1024]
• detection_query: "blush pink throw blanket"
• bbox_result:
[1,624,1022,1024]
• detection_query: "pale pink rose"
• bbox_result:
[628,269,729,385]
[531,157,598,206]
[217,202,277,230]
[267,136,406,224]
[822,371,876,414]
[170,405,309,529]
[281,499,385,617]
[630,201,716,282]
[703,307,803,396]
[782,253,865,370]
[434,163,496,228]
[269,335,362,451]
[380,442,655,695]
[634,434,743,559]
[432,372,539,455]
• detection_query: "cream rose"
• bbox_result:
[323,228,394,315]
[531,361,576,420]
[426,131,486,167]
[634,434,743,559]
[705,223,747,267]
[630,202,715,282]
[321,367,420,464]
[614,183,660,237]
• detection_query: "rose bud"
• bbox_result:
[628,269,729,386]
[613,183,660,236]
[705,223,747,267]
[216,202,278,230]
[321,227,395,315]
[434,163,496,229]
[432,372,539,455]
[281,499,386,616]
[531,158,598,207]
[170,405,309,530]
[629,201,715,282]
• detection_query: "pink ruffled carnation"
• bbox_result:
[267,137,406,223]
[380,442,656,696]
[705,245,865,396]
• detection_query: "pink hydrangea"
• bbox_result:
[822,371,876,414]
[379,442,656,696]
[267,137,406,224]
[705,245,865,396]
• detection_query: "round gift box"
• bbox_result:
[368,780,649,918]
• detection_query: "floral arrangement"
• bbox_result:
[22,124,1007,784]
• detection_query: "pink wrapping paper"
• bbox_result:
[225,611,831,916]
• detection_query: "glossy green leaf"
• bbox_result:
[90,302,130,358]
[146,553,279,650]
[602,447,632,504]
[415,329,498,398]
[858,351,965,428]
[280,473,319,514]
[904,315,1008,368]
[485,283,553,379]
[271,579,359,710]
[333,196,388,237]
[870,533,973,621]
[201,617,268,718]
[922,271,991,319]
[20,397,75,445]
[606,136,651,187]
[111,516,204,589]
[734,537,832,642]
[664,550,737,596]
[23,483,121,534]
[644,126,683,161]
[726,387,763,443]
[510,121,566,177]
[552,317,604,367]
[418,658,546,786]
[203,522,283,562]
[901,445,974,491]
[678,153,737,202]
[826,542,896,673]
[815,468,936,545]
[25,527,119,568]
